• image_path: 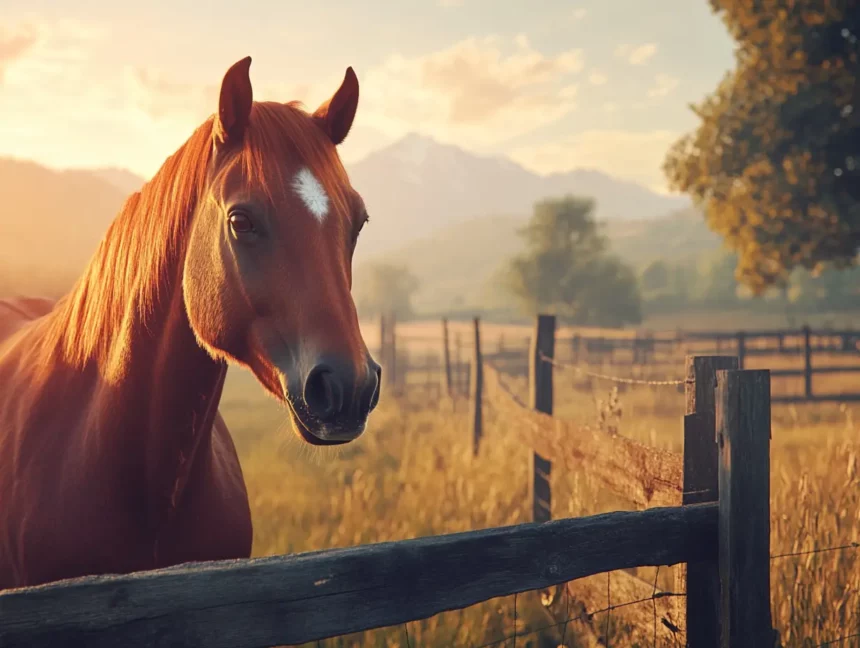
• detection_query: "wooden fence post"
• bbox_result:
[454,332,464,396]
[716,368,773,647]
[379,313,387,381]
[529,314,555,523]
[736,332,746,369]
[803,325,813,400]
[470,317,483,457]
[442,318,453,398]
[389,312,398,391]
[679,355,739,648]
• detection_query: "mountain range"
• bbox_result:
[349,133,690,258]
[0,134,714,307]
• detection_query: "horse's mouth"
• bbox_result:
[285,400,355,447]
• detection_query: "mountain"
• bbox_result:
[357,207,723,315]
[90,167,147,195]
[603,207,724,268]
[349,133,691,259]
[0,158,134,298]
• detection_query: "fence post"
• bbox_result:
[678,355,739,648]
[529,314,555,523]
[716,368,773,647]
[379,313,388,386]
[454,332,464,396]
[442,318,453,398]
[736,332,746,369]
[803,325,813,400]
[470,317,483,457]
[389,312,398,391]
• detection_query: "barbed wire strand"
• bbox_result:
[652,566,660,648]
[771,541,860,560]
[605,571,612,647]
[471,591,686,648]
[512,591,518,648]
[814,632,860,647]
[539,351,685,386]
[560,585,572,647]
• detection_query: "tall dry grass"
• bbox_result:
[220,337,860,647]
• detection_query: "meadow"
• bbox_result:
[219,320,860,647]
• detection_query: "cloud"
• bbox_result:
[360,35,584,148]
[438,0,464,6]
[614,43,658,66]
[0,25,38,82]
[647,73,680,98]
[123,66,317,125]
[588,70,608,86]
[571,8,588,22]
[508,129,680,193]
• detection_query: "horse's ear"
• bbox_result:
[313,67,359,146]
[214,56,253,149]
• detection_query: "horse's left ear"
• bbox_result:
[214,56,253,149]
[313,67,359,146]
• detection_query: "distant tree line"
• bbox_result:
[353,190,860,328]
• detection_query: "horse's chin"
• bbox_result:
[285,403,353,447]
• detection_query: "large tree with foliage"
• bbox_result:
[664,1,859,294]
[504,196,642,327]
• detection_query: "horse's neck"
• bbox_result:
[53,234,226,528]
[127,280,227,525]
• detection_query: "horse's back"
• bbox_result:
[0,296,56,345]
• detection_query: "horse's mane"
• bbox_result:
[42,101,352,376]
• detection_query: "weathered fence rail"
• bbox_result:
[0,504,718,648]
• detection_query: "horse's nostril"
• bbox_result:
[303,365,343,421]
[362,361,382,416]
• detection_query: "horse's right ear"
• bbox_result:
[214,56,253,149]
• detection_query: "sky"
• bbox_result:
[0,0,737,194]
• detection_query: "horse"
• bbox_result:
[0,56,381,590]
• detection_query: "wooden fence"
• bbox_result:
[0,314,775,648]
[377,315,860,404]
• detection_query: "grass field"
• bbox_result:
[219,321,860,647]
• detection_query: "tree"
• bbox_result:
[353,262,420,320]
[640,260,671,295]
[504,196,642,327]
[696,249,742,305]
[664,1,859,294]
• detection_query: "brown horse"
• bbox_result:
[0,57,381,590]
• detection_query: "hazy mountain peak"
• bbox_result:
[348,133,691,258]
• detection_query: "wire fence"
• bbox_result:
[538,351,686,387]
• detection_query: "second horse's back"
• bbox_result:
[0,295,57,346]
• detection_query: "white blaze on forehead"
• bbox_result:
[292,167,330,223]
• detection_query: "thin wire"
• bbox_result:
[470,591,686,648]
[512,591,518,648]
[652,566,661,648]
[560,585,572,647]
[539,352,685,386]
[605,572,611,646]
[814,632,860,647]
[770,541,860,560]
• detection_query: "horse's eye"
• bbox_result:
[229,211,255,235]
